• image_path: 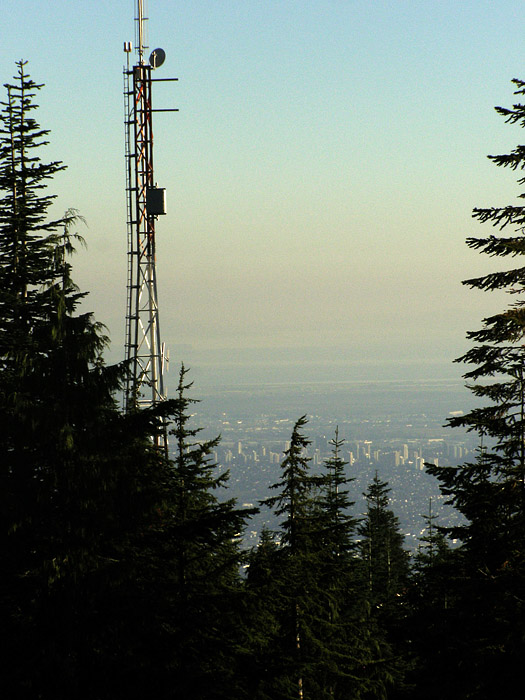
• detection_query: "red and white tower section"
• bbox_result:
[123,1,177,445]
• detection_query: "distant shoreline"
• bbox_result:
[174,361,466,391]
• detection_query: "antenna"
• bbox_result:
[149,48,166,69]
[123,0,179,451]
[136,0,147,63]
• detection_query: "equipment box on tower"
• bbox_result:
[146,187,167,215]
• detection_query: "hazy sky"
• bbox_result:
[3,1,525,384]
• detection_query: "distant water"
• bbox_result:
[166,347,466,390]
[161,348,471,420]
[192,379,473,425]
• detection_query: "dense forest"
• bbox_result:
[2,60,525,699]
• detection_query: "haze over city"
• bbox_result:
[3,1,525,389]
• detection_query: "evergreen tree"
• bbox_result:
[358,474,410,614]
[161,364,255,699]
[412,499,451,592]
[426,77,525,699]
[244,416,338,698]
[246,421,397,699]
[403,503,457,700]
[0,60,177,700]
[260,415,316,699]
[243,527,285,699]
[316,430,397,700]
[357,474,410,697]
[0,60,67,352]
[411,500,452,606]
[318,427,357,558]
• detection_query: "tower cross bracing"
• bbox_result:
[123,2,177,451]
[124,59,164,411]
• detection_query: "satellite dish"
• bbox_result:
[149,48,166,69]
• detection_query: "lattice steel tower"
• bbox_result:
[123,1,177,439]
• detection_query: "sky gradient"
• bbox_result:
[3,1,525,386]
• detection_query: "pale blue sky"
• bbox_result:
[3,1,525,382]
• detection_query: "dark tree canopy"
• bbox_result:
[245,421,403,699]
[426,77,525,700]
[0,61,252,700]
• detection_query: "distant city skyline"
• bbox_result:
[2,1,525,385]
[192,379,471,548]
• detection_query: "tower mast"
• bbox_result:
[123,1,177,448]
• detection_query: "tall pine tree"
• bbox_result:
[358,474,410,615]
[316,430,396,700]
[425,77,525,699]
[159,364,254,699]
[260,415,316,699]
[403,503,456,700]
[0,60,178,700]
[357,474,410,697]
[246,421,397,699]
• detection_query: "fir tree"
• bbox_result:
[0,58,118,598]
[244,416,335,698]
[243,528,285,699]
[261,415,315,699]
[162,364,255,699]
[412,500,452,585]
[357,474,410,697]
[0,60,176,700]
[358,474,410,614]
[403,503,457,700]
[246,421,396,699]
[318,427,357,558]
[426,77,525,699]
[316,430,396,700]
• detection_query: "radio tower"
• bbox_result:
[123,0,177,448]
